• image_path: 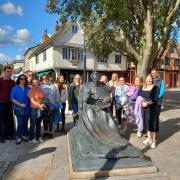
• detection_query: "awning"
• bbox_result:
[36,70,51,77]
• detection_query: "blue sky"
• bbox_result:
[0,0,58,63]
[0,1,179,64]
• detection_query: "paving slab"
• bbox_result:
[1,90,180,180]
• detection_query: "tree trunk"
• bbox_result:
[137,7,152,80]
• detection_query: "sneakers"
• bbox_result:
[38,137,44,143]
[16,138,22,145]
[0,139,5,143]
[120,129,126,135]
[137,131,143,138]
[30,137,44,143]
[22,136,29,142]
[42,132,49,138]
[30,139,39,144]
[143,139,152,145]
[150,142,156,149]
[48,133,54,139]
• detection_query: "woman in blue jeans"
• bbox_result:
[11,74,30,144]
[28,78,45,143]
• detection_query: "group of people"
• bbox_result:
[100,70,164,149]
[0,67,69,144]
[0,66,164,149]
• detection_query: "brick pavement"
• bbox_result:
[1,90,180,180]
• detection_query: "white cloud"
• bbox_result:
[0,1,23,16]
[0,25,31,47]
[0,53,24,64]
[15,55,24,60]
[0,25,14,47]
[13,29,31,45]
[0,53,13,64]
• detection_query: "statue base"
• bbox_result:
[67,133,158,179]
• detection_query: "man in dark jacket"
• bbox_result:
[151,69,165,132]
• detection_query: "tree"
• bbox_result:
[46,0,180,78]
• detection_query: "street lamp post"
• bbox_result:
[83,22,87,82]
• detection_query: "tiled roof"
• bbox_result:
[29,21,72,58]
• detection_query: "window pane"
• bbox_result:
[165,57,170,65]
[115,55,121,63]
[72,49,75,60]
[72,25,74,33]
[174,58,179,66]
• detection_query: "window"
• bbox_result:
[43,51,46,61]
[165,57,170,65]
[97,57,107,63]
[80,51,84,61]
[115,55,121,64]
[174,58,179,66]
[72,25,78,33]
[36,55,39,64]
[62,47,83,61]
[72,49,75,60]
[63,48,68,59]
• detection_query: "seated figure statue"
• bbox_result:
[70,72,143,160]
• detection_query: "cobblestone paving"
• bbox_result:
[0,161,12,179]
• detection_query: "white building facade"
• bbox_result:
[27,21,128,81]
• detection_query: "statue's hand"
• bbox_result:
[102,96,111,103]
[96,100,111,110]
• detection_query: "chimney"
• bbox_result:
[42,29,49,44]
[55,21,60,32]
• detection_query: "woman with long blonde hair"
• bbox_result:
[138,74,159,149]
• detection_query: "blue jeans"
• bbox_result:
[16,115,29,138]
[29,107,43,140]
[71,103,78,124]
[72,103,78,114]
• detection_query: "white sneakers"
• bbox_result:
[150,142,156,149]
[31,139,39,144]
[143,139,152,145]
[137,131,143,138]
[143,139,157,149]
[39,137,44,143]
[31,137,44,144]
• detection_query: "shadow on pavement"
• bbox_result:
[16,147,57,164]
[142,117,180,154]
[161,91,180,112]
[158,117,180,145]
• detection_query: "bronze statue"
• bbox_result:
[70,72,143,160]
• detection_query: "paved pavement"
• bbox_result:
[1,90,180,180]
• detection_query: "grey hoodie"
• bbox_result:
[40,83,60,110]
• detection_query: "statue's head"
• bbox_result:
[90,71,100,84]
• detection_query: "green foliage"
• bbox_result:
[46,0,180,75]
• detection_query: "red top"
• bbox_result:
[0,77,15,103]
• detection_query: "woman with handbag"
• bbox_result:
[10,74,30,144]
[138,74,159,149]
